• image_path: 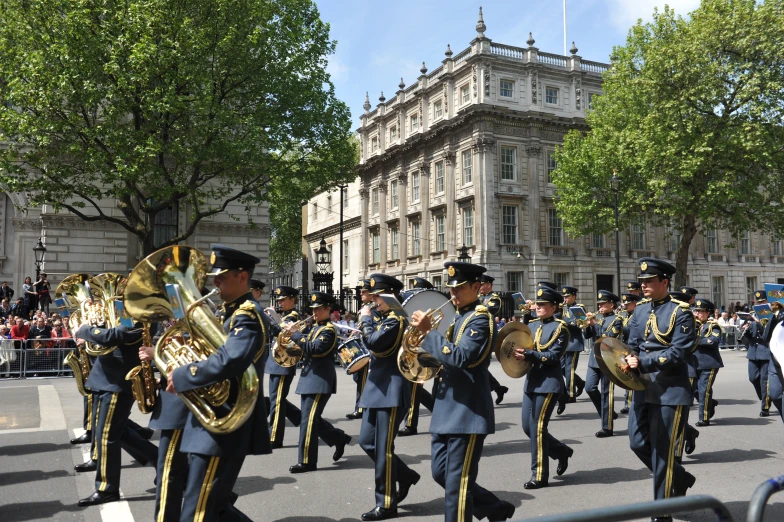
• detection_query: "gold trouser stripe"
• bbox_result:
[664,405,683,498]
[98,394,118,492]
[704,369,717,420]
[194,456,220,522]
[608,382,615,431]
[569,353,577,398]
[407,384,418,427]
[384,408,397,508]
[626,391,632,408]
[457,434,477,522]
[270,377,286,441]
[91,398,101,461]
[689,377,695,387]
[303,394,321,465]
[677,424,686,459]
[358,367,369,413]
[537,394,554,481]
[87,394,93,427]
[765,375,771,410]
[157,429,182,522]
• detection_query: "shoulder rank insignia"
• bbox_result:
[442,346,451,354]
[232,327,244,336]
[475,304,488,313]
[469,328,477,337]
[658,356,667,364]
[318,335,325,341]
[383,325,390,330]
[681,325,690,333]
[374,316,381,322]
[190,365,198,376]
[711,330,720,337]
[93,328,101,335]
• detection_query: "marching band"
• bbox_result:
[55,245,784,522]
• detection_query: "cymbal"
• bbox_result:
[595,337,649,391]
[495,322,533,379]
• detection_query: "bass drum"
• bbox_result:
[401,289,456,335]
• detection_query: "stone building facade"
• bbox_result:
[303,10,784,309]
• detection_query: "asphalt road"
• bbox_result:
[1,350,783,522]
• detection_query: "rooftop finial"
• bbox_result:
[379,91,385,103]
[420,62,428,75]
[527,32,535,47]
[570,41,578,55]
[445,44,453,57]
[363,92,371,112]
[476,7,486,37]
[398,77,405,90]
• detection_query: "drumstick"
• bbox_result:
[334,323,362,334]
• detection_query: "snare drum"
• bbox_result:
[337,336,370,374]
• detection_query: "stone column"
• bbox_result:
[526,144,542,254]
[378,179,388,264]
[398,170,409,272]
[419,162,431,260]
[359,187,369,273]
[444,149,457,257]
[473,137,496,264]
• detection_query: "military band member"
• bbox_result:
[669,291,699,460]
[74,320,158,506]
[71,369,96,445]
[625,258,696,522]
[583,290,623,437]
[348,280,375,420]
[693,299,723,426]
[479,274,509,405]
[266,285,302,448]
[679,287,698,306]
[357,274,421,521]
[287,291,351,473]
[516,286,574,489]
[744,290,773,416]
[557,286,586,415]
[400,277,435,436]
[626,281,642,297]
[167,245,272,521]
[763,300,784,421]
[619,293,640,414]
[412,262,515,522]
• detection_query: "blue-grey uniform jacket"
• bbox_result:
[149,374,190,430]
[265,309,299,376]
[358,310,409,409]
[560,305,587,353]
[695,320,723,370]
[291,319,338,395]
[171,292,271,457]
[626,295,696,406]
[420,300,495,435]
[622,311,634,343]
[79,324,143,394]
[584,313,624,369]
[525,317,568,394]
[744,318,771,361]
[481,293,501,317]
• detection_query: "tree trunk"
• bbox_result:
[674,214,698,288]
[141,231,157,258]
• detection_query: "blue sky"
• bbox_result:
[315,0,701,127]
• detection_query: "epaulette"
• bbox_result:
[556,318,568,327]
[388,311,399,319]
[638,298,651,304]
[671,298,691,309]
[528,317,541,323]
[475,304,489,313]
[239,301,256,312]
[322,323,336,331]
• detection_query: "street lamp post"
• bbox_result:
[457,245,471,263]
[338,184,347,310]
[312,237,333,294]
[33,237,47,281]
[610,171,621,297]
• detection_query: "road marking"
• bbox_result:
[0,384,67,434]
[73,428,136,522]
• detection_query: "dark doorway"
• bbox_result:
[596,274,614,293]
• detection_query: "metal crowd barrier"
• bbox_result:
[720,325,741,350]
[747,475,784,522]
[0,339,77,379]
[521,495,733,522]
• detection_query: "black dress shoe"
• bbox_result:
[673,471,696,497]
[70,432,92,445]
[651,517,673,522]
[712,399,719,407]
[333,434,351,462]
[695,420,709,427]
[685,428,699,455]
[78,490,120,507]
[556,400,566,416]
[612,411,619,420]
[595,429,613,438]
[397,471,421,504]
[566,397,577,404]
[575,381,585,398]
[620,406,630,414]
[270,441,283,449]
[523,479,548,490]
[289,463,317,474]
[346,410,363,420]
[557,446,574,476]
[398,426,417,437]
[74,459,97,473]
[495,386,509,405]
[361,506,397,521]
[760,410,770,417]
[488,500,516,521]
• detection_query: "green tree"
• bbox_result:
[0,0,356,256]
[552,0,784,286]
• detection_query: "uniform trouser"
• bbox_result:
[585,367,615,431]
[623,390,632,409]
[83,393,93,433]
[179,447,248,522]
[154,429,188,522]
[748,359,771,411]
[431,434,502,522]
[522,392,569,482]
[298,393,346,466]
[697,369,719,423]
[768,360,783,420]
[488,371,503,395]
[561,353,584,400]
[353,366,369,413]
[268,374,301,444]
[92,391,138,492]
[676,378,696,460]
[404,382,435,430]
[358,407,417,510]
[628,401,689,502]
[90,393,157,465]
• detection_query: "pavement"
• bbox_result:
[1,350,783,522]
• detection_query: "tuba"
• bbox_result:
[397,292,456,383]
[272,317,312,367]
[123,245,258,434]
[83,273,127,356]
[56,276,94,394]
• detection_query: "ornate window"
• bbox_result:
[549,209,563,246]
[503,206,518,244]
[435,161,445,194]
[500,147,516,181]
[463,207,474,246]
[499,79,514,98]
[462,150,472,185]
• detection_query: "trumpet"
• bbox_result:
[576,312,598,329]
[272,317,314,367]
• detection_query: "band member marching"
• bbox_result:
[286,291,351,473]
[411,262,515,522]
[744,290,773,416]
[669,290,699,461]
[557,286,586,415]
[516,286,574,489]
[619,293,640,414]
[357,274,421,521]
[693,299,723,426]
[479,274,509,405]
[400,277,435,436]
[348,279,375,420]
[625,258,697,522]
[584,290,623,437]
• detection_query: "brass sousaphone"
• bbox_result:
[495,322,534,378]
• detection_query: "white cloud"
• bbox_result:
[326,56,349,82]
[606,0,701,30]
